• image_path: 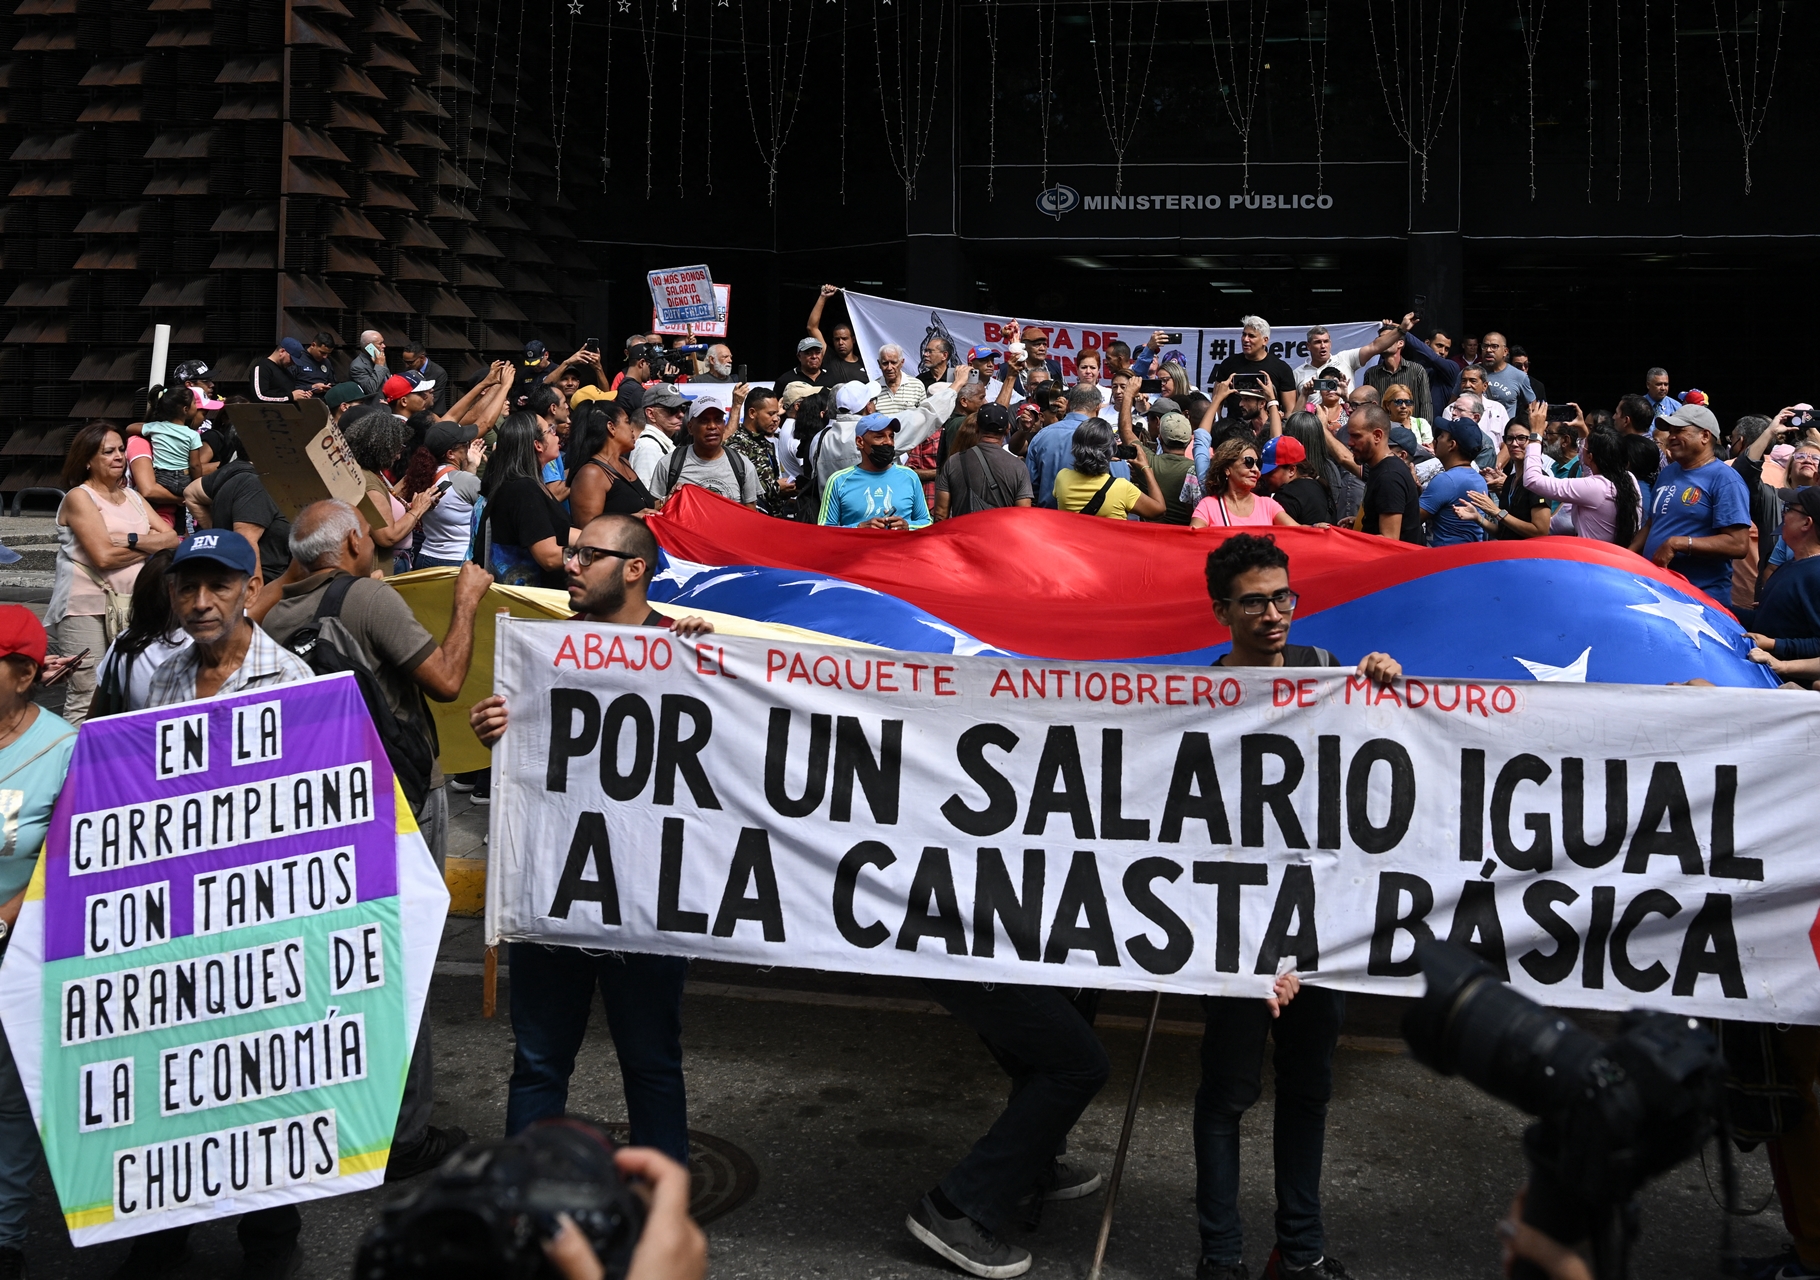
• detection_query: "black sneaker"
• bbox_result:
[905,1194,1032,1278]
[0,1247,25,1280]
[1268,1251,1355,1279]
[237,1244,303,1280]
[109,1230,189,1278]
[1197,1262,1249,1280]
[1038,1158,1102,1201]
[385,1123,471,1181]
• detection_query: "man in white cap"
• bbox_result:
[1634,402,1752,607]
[777,335,828,391]
[650,394,758,508]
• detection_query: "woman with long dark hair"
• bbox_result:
[1519,405,1642,546]
[568,402,658,528]
[89,548,189,715]
[478,411,573,587]
[342,407,440,567]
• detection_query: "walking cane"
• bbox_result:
[1086,991,1164,1280]
[483,944,497,1018]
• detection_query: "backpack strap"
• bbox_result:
[664,445,689,492]
[1079,475,1117,516]
[313,572,361,621]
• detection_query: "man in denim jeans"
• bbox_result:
[468,514,713,1161]
[1197,534,1403,1280]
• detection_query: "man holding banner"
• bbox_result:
[469,515,714,1160]
[1197,534,1401,1280]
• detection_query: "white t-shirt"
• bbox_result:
[418,468,482,562]
[652,447,760,505]
[1293,347,1367,391]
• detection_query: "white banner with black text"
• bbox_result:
[486,619,1820,1024]
[841,289,1382,393]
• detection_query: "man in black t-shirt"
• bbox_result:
[1347,404,1425,543]
[1197,532,1396,1280]
[1210,315,1298,416]
[776,336,830,392]
[191,461,291,580]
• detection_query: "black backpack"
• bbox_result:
[664,442,751,498]
[283,574,435,812]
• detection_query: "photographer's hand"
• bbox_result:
[619,1148,708,1280]
[544,1215,605,1280]
[1499,1190,1593,1280]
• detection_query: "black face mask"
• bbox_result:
[866,443,896,468]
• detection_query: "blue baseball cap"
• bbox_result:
[856,413,900,437]
[172,530,258,577]
[1434,415,1484,459]
[279,337,307,362]
[967,345,1001,363]
[400,367,436,392]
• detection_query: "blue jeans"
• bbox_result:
[505,945,689,1163]
[0,948,38,1250]
[414,555,468,568]
[922,981,1110,1236]
[1194,987,1345,1269]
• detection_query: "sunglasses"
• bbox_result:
[1236,456,1261,469]
[1389,399,1414,407]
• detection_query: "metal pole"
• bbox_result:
[1085,991,1163,1280]
[276,0,293,345]
[148,322,171,391]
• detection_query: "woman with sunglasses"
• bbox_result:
[1379,382,1432,447]
[1456,418,1554,539]
[1191,436,1298,528]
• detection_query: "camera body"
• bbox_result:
[1403,941,1725,1279]
[353,1118,645,1280]
[1314,378,1341,394]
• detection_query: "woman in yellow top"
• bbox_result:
[1054,417,1166,519]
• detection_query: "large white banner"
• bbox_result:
[842,289,1382,391]
[487,620,1820,1024]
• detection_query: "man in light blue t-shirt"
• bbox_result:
[1421,415,1489,545]
[1639,403,1752,606]
[819,413,931,529]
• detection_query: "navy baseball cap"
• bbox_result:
[524,340,548,364]
[1388,425,1422,456]
[1434,416,1484,458]
[172,530,258,577]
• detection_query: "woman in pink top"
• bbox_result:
[46,422,181,721]
[1192,435,1297,529]
[1519,404,1643,546]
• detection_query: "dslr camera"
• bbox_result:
[1403,940,1729,1280]
[353,1118,645,1280]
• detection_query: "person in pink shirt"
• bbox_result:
[1518,403,1643,546]
[1192,435,1298,528]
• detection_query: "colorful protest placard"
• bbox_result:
[646,265,717,327]
[0,673,447,1246]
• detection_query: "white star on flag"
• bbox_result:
[1513,647,1591,683]
[915,619,997,657]
[1626,581,1733,650]
[780,578,882,597]
[651,557,720,589]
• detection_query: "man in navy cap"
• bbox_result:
[281,337,332,395]
[1419,414,1489,545]
[146,533,311,704]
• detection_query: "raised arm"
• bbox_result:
[807,284,838,345]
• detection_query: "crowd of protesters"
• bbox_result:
[2,291,1819,1280]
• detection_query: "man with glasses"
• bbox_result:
[468,515,713,1163]
[1195,533,1398,1280]
[1454,366,1509,450]
[1633,403,1752,607]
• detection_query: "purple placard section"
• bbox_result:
[41,674,397,962]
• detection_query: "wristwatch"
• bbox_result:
[0,917,10,943]
[127,532,138,549]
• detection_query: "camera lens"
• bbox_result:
[1401,940,1602,1118]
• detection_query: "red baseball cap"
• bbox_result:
[381,374,415,403]
[0,605,48,667]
